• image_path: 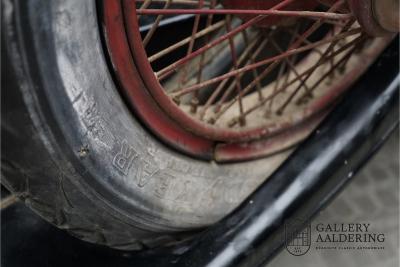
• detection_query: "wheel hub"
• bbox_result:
[373,0,400,33]
[348,0,400,36]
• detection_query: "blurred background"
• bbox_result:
[269,130,399,267]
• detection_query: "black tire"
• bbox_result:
[1,0,288,250]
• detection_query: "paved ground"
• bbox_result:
[269,131,399,267]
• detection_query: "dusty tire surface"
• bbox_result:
[1,0,289,250]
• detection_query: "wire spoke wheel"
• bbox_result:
[103,0,394,161]
[4,0,398,252]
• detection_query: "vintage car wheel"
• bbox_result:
[1,0,395,250]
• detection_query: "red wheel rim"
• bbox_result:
[102,0,393,161]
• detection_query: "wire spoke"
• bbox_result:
[177,0,205,111]
[199,32,263,120]
[155,0,299,80]
[225,35,364,127]
[225,14,246,125]
[137,0,153,19]
[213,34,271,114]
[270,36,312,96]
[170,27,362,98]
[277,19,357,113]
[137,9,352,21]
[242,30,264,101]
[212,33,362,124]
[148,20,225,62]
[267,24,301,114]
[136,0,211,6]
[196,0,217,84]
[131,0,376,138]
[142,0,173,47]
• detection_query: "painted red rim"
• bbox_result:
[102,0,392,161]
[102,0,214,159]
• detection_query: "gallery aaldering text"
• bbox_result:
[315,223,385,243]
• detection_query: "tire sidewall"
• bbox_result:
[8,0,288,230]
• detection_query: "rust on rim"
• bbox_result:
[102,0,394,162]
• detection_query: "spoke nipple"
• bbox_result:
[199,112,206,121]
[208,118,216,125]
[296,99,304,105]
[239,117,246,127]
[228,118,238,128]
[190,98,199,114]
[213,106,221,113]
[338,64,346,74]
[296,93,314,105]
[172,96,181,105]
[325,79,333,86]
